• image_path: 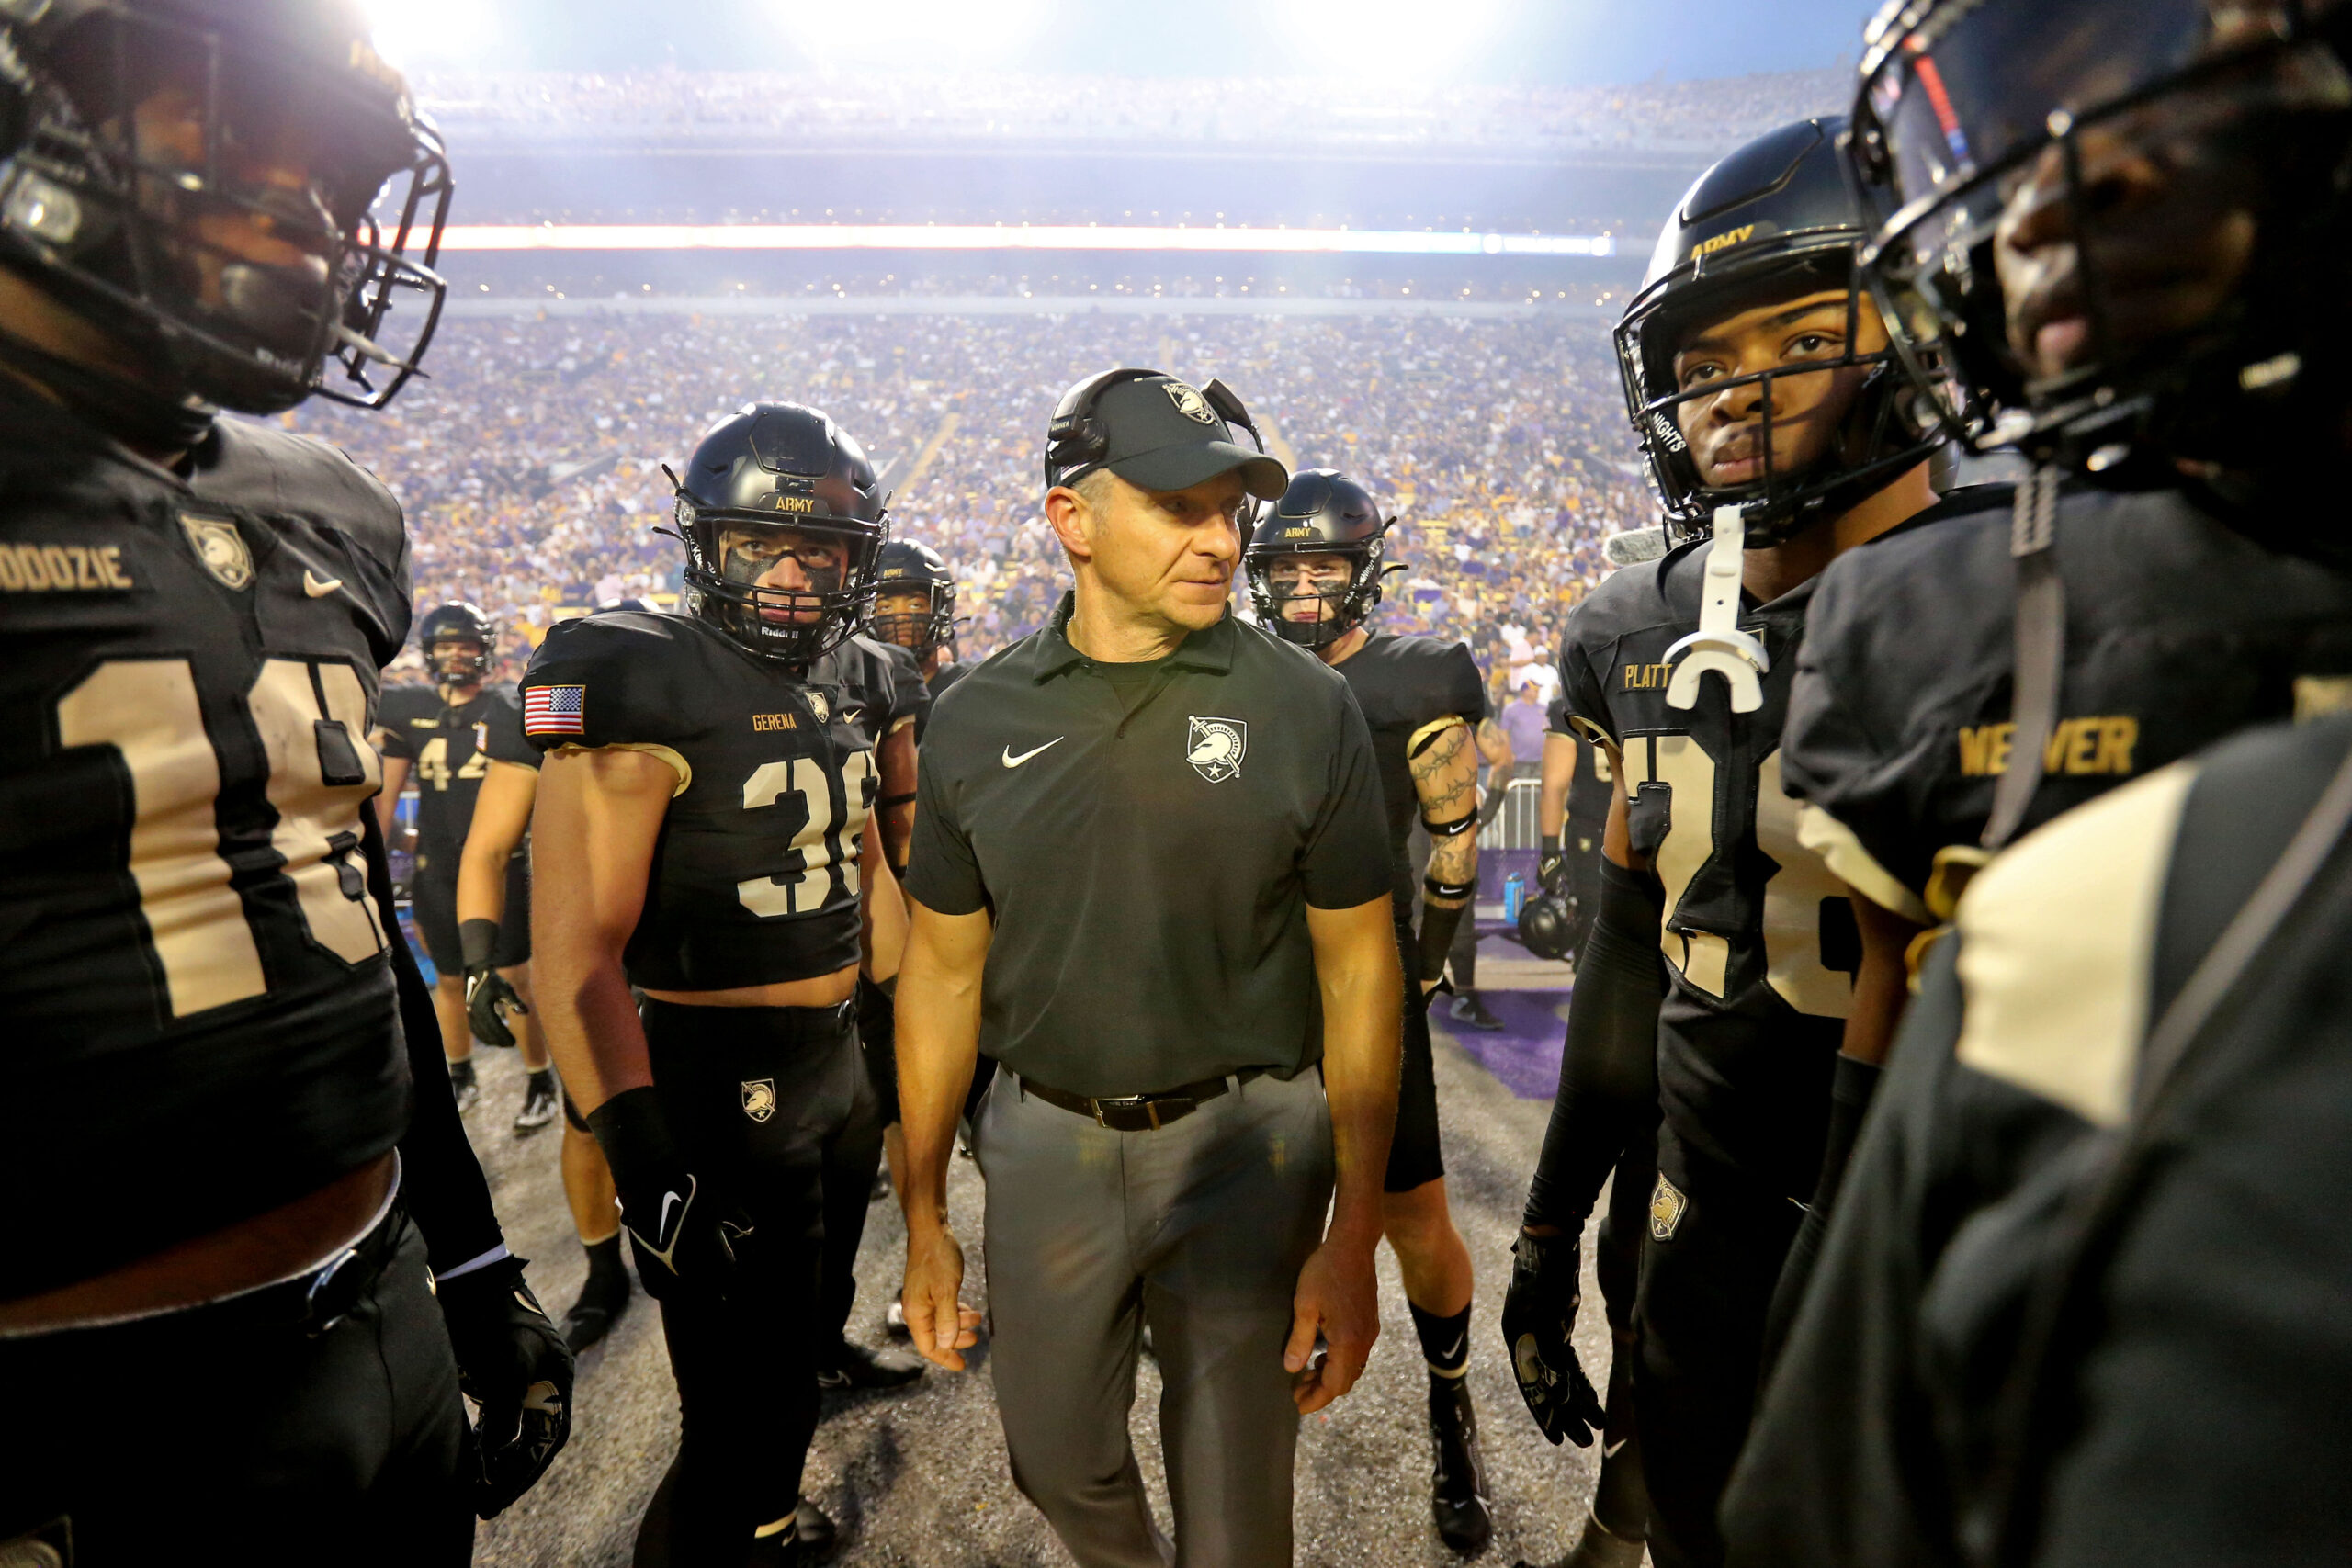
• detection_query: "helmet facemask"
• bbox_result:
[1,4,451,415]
[679,501,886,667]
[868,581,956,658]
[1245,541,1386,649]
[1618,244,1939,547]
[424,637,488,683]
[1849,0,2352,479]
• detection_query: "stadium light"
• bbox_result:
[767,0,1049,67]
[435,223,1615,257]
[359,0,492,71]
[1275,0,1510,79]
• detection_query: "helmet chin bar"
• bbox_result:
[1664,504,1770,714]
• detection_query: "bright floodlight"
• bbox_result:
[359,0,492,72]
[769,0,1051,68]
[1276,0,1510,78]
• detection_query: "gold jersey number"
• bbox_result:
[413,734,488,792]
[56,657,389,1020]
[1615,733,1851,1020]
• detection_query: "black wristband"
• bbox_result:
[1424,874,1476,901]
[1540,833,1561,856]
[458,918,500,973]
[1424,812,1477,838]
[583,1086,686,1212]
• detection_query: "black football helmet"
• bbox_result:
[1242,469,1392,649]
[1515,889,1578,964]
[0,0,451,425]
[1617,117,1942,546]
[671,402,888,666]
[417,601,492,683]
[867,538,956,657]
[1848,0,2352,481]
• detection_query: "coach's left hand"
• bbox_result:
[1286,1229,1380,1414]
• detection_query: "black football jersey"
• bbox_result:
[0,395,411,1299]
[378,682,526,859]
[1559,540,1856,1198]
[520,612,913,990]
[1335,632,1488,911]
[1728,715,2352,1568]
[1783,484,2352,921]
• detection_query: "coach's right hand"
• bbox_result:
[902,1222,983,1371]
[1500,1228,1607,1445]
[584,1087,752,1303]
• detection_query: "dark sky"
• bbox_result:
[430,0,1885,83]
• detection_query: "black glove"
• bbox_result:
[459,918,528,1049]
[1537,833,1566,895]
[585,1086,753,1303]
[1500,1230,1607,1447]
[436,1256,575,1518]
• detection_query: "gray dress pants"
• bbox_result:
[975,1065,1336,1568]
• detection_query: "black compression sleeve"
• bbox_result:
[1813,1053,1883,1213]
[1417,898,1467,984]
[1762,1053,1884,1371]
[362,812,506,1275]
[1523,856,1665,1232]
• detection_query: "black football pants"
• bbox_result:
[0,1214,471,1567]
[639,998,868,1564]
[1634,1132,1800,1568]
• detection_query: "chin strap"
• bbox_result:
[0,324,215,454]
[1981,466,2066,852]
[1664,503,1770,713]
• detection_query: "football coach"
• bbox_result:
[894,368,1404,1566]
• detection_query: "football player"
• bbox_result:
[1755,0,2352,1352]
[1505,118,2006,1568]
[1725,4,2352,1562]
[868,536,967,712]
[1243,468,1495,1556]
[450,672,634,1353]
[846,538,956,1251]
[0,3,570,1561]
[378,600,559,1132]
[528,402,920,1563]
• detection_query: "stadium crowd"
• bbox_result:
[288,310,1646,700]
[420,67,1845,156]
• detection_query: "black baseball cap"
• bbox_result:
[1050,372,1290,501]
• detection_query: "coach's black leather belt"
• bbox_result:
[1019,1066,1270,1132]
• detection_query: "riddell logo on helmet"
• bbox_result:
[1690,223,1757,262]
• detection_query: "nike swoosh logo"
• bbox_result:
[1002,737,1063,769]
[1441,1330,1466,1362]
[1605,1437,1629,1458]
[654,1189,685,1247]
[303,570,345,598]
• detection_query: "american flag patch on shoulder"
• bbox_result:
[523,684,585,737]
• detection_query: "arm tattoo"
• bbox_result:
[1410,724,1475,817]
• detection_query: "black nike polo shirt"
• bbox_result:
[906,592,1392,1098]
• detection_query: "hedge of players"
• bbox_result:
[17,1,2352,1565]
